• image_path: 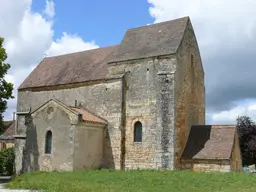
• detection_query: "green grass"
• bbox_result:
[4,169,256,192]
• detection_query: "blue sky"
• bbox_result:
[32,0,153,47]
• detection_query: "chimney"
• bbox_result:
[75,100,78,107]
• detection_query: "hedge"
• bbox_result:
[0,147,15,176]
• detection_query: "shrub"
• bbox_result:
[236,116,256,165]
[0,147,15,176]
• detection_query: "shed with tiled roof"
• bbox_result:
[0,120,15,150]
[181,125,242,172]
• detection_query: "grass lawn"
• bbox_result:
[4,170,256,192]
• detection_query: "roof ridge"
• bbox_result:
[45,44,119,59]
[191,125,238,130]
[18,44,119,90]
[192,124,236,127]
[127,16,189,32]
[108,16,189,63]
[18,15,192,89]
[31,99,78,116]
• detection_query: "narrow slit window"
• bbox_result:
[191,54,194,67]
[191,54,195,93]
[134,121,142,142]
[45,131,52,154]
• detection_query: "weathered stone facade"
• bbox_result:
[74,123,105,170]
[16,80,121,171]
[14,135,26,175]
[14,99,106,173]
[14,16,242,174]
[174,20,205,169]
[181,159,232,172]
[230,132,243,172]
[181,156,242,173]
[108,56,177,170]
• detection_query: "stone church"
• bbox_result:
[14,16,242,174]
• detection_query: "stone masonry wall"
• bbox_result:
[231,132,243,172]
[174,19,205,169]
[30,100,78,171]
[14,137,26,175]
[73,123,105,170]
[17,79,123,170]
[181,159,231,172]
[108,56,177,170]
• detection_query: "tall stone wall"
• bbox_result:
[14,136,26,175]
[231,132,243,172]
[108,56,177,170]
[73,123,105,170]
[174,20,205,169]
[16,79,123,170]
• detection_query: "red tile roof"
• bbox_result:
[70,107,107,125]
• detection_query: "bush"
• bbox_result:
[236,116,256,165]
[0,147,15,176]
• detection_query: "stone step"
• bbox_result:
[0,177,12,184]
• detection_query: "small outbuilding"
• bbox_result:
[0,121,15,150]
[181,125,242,172]
[19,99,107,172]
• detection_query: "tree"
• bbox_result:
[236,116,256,165]
[0,37,14,133]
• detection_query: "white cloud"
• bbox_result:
[147,0,256,55]
[148,0,256,124]
[43,0,55,19]
[0,0,99,120]
[47,32,99,57]
[208,101,256,124]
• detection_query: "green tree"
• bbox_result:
[236,116,256,165]
[0,37,14,133]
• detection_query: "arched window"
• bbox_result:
[134,121,142,142]
[45,131,52,154]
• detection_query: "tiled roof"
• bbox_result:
[18,16,189,89]
[19,45,118,90]
[70,107,107,125]
[31,99,107,125]
[108,16,188,63]
[0,121,15,139]
[181,125,237,160]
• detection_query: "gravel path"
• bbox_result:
[0,184,38,192]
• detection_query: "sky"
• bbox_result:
[1,0,256,124]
